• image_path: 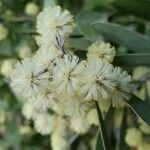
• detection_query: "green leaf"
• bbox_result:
[83,0,113,11]
[114,54,150,67]
[95,105,114,150]
[76,12,106,42]
[116,108,129,150]
[92,22,150,53]
[111,0,150,19]
[126,95,150,125]
[94,130,104,150]
[95,101,111,150]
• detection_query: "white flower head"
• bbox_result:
[36,6,75,45]
[33,46,60,71]
[53,55,83,96]
[70,116,90,134]
[125,128,142,147]
[78,59,115,101]
[22,101,42,120]
[31,89,55,111]
[0,59,16,77]
[60,94,92,117]
[111,67,132,107]
[18,44,32,59]
[87,108,99,126]
[34,113,54,135]
[10,58,50,98]
[87,41,115,62]
[51,133,68,150]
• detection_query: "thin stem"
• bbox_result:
[95,101,111,150]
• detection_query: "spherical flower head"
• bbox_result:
[19,125,32,135]
[137,141,150,150]
[22,101,41,120]
[111,67,132,107]
[51,116,68,135]
[31,89,55,111]
[10,58,50,98]
[138,118,150,134]
[33,46,60,71]
[58,94,92,117]
[125,128,143,147]
[51,133,67,150]
[25,2,39,16]
[0,24,8,41]
[18,45,32,59]
[0,59,16,77]
[53,55,82,96]
[70,117,90,134]
[78,59,115,101]
[36,6,75,44]
[87,41,115,62]
[35,35,52,49]
[132,66,149,80]
[34,113,54,135]
[87,108,99,126]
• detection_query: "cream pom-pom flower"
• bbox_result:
[70,117,90,134]
[0,59,16,77]
[53,55,83,96]
[51,133,68,150]
[125,128,143,147]
[10,58,50,98]
[111,67,132,107]
[36,6,75,44]
[22,101,42,120]
[34,113,54,135]
[87,41,115,62]
[33,46,60,71]
[58,94,92,117]
[137,141,150,150]
[87,108,99,126]
[138,118,150,134]
[18,44,32,59]
[0,24,9,41]
[50,115,68,135]
[78,59,115,101]
[25,2,39,16]
[30,89,55,111]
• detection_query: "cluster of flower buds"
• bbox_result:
[10,6,132,150]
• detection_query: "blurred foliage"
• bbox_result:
[0,0,150,149]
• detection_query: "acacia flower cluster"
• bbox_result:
[125,119,150,150]
[10,6,132,150]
